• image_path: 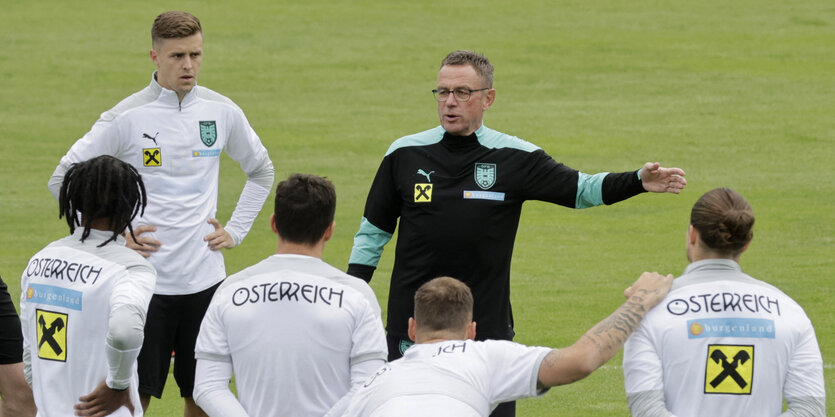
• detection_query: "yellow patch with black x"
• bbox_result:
[704,344,754,394]
[143,148,162,167]
[414,183,432,203]
[36,309,68,362]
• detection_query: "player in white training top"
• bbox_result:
[194,174,387,417]
[47,11,274,416]
[22,155,156,416]
[623,188,826,417]
[344,274,673,416]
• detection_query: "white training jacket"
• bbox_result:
[623,259,826,417]
[49,73,274,295]
[21,229,156,417]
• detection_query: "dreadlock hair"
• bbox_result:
[59,155,147,247]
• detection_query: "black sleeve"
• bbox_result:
[363,153,402,234]
[523,149,580,207]
[346,264,375,282]
[601,170,646,205]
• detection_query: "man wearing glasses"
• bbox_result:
[347,50,687,417]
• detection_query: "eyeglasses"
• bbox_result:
[432,87,489,102]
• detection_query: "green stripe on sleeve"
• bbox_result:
[575,172,609,209]
[349,217,394,267]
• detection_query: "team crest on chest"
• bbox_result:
[474,163,496,190]
[199,121,217,147]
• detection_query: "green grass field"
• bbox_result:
[1,1,832,415]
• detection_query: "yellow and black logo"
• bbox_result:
[36,309,67,362]
[143,148,162,167]
[414,183,432,203]
[704,344,754,394]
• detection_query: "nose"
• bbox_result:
[443,92,458,106]
[183,56,193,70]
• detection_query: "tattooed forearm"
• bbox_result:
[584,298,648,358]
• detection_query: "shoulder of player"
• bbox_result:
[192,85,244,112]
[385,126,446,156]
[475,126,541,153]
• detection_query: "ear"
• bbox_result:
[483,89,496,111]
[150,48,159,67]
[322,221,335,243]
[408,317,417,342]
[270,214,278,235]
[688,224,699,245]
[466,321,476,340]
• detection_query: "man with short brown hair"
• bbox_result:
[48,11,274,416]
[343,274,672,416]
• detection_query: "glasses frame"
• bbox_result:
[432,87,489,102]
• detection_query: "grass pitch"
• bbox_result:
[1,1,832,415]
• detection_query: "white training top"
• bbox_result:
[344,339,551,417]
[623,259,826,417]
[49,73,274,295]
[195,254,387,417]
[20,229,155,417]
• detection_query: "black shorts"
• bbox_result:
[137,281,221,398]
[386,333,516,417]
[0,275,23,365]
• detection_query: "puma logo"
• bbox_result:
[142,132,159,146]
[417,169,435,182]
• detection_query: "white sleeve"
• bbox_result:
[623,324,665,394]
[19,278,32,386]
[222,112,274,246]
[194,358,249,417]
[781,317,825,416]
[779,396,826,417]
[487,341,552,404]
[626,390,675,417]
[323,358,386,417]
[48,118,124,200]
[106,258,155,390]
[350,300,388,366]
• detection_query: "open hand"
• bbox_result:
[639,162,687,194]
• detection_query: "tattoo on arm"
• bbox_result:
[584,295,649,357]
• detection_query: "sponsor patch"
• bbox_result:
[414,183,432,203]
[463,190,505,201]
[474,163,496,190]
[27,284,82,311]
[192,149,222,158]
[688,318,775,339]
[199,121,217,147]
[704,344,754,395]
[143,148,161,167]
[36,309,68,362]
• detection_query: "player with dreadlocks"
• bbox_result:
[59,154,147,246]
[21,155,156,416]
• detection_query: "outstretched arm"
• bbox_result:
[537,272,673,388]
[639,162,686,194]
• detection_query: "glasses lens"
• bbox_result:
[434,89,451,101]
[453,88,471,101]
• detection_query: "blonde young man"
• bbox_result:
[344,274,672,416]
[623,188,826,416]
[47,11,274,416]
